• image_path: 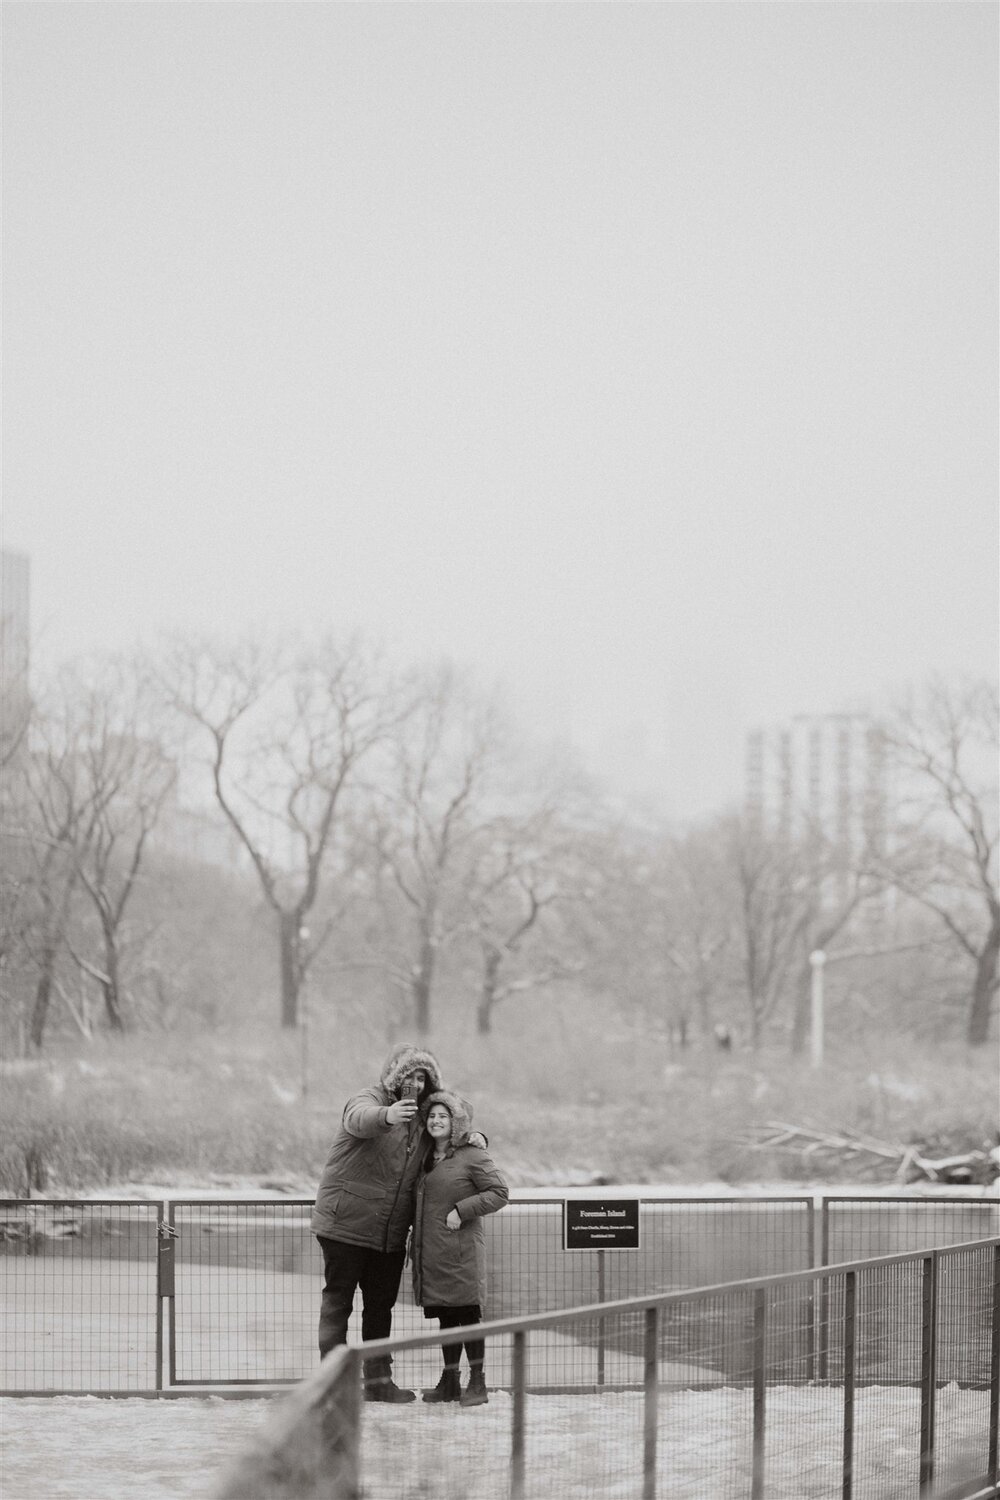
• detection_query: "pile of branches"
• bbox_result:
[743,1120,1000,1185]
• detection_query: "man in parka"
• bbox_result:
[311,1043,483,1402]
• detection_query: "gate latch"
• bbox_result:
[157,1219,177,1299]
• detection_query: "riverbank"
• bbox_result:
[3,1030,996,1197]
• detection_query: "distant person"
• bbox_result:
[713,1023,732,1051]
[310,1044,485,1402]
[411,1090,508,1407]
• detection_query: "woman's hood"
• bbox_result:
[380,1044,443,1099]
[423,1089,473,1149]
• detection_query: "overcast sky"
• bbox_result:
[3,1,996,818]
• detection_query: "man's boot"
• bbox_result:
[364,1357,416,1403]
[421,1366,461,1403]
[460,1364,488,1406]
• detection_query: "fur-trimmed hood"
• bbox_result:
[379,1044,443,1101]
[424,1089,473,1150]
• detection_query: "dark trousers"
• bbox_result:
[429,1304,484,1367]
[316,1236,406,1363]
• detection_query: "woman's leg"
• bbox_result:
[460,1305,484,1367]
[459,1306,488,1405]
[437,1308,465,1369]
[421,1306,464,1401]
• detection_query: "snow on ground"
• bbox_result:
[0,1395,273,1500]
[0,1382,989,1500]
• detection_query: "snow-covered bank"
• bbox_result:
[77,1175,999,1201]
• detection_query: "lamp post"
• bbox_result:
[809,949,826,1070]
[298,926,309,1103]
[806,938,943,1070]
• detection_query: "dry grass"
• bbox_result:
[0,1024,996,1196]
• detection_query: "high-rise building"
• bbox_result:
[1,548,31,757]
[1,548,30,677]
[745,711,888,899]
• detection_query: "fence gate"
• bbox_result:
[0,1199,164,1394]
[167,1200,320,1385]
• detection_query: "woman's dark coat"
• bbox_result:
[310,1045,443,1253]
[411,1091,508,1310]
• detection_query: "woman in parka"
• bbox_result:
[411,1090,508,1406]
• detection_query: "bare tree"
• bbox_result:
[373,664,505,1035]
[465,802,588,1036]
[658,822,737,1047]
[18,699,91,1050]
[0,627,38,1049]
[879,677,999,1046]
[159,631,398,1028]
[22,659,175,1038]
[2,810,78,1054]
[68,670,175,1031]
[727,815,813,1049]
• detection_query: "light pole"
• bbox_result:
[809,949,826,1069]
[806,937,942,1069]
[298,926,309,1103]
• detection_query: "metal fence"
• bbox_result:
[1,1193,997,1394]
[213,1237,1000,1500]
[822,1197,1000,1265]
[0,1199,162,1394]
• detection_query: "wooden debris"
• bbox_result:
[743,1120,1000,1185]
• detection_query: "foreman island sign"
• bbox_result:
[563,1199,640,1250]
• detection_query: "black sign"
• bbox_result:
[564,1199,640,1250]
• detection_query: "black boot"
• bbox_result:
[421,1366,461,1403]
[364,1358,416,1403]
[365,1381,417,1403]
[460,1365,488,1406]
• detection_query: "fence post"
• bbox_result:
[211,1345,360,1500]
[320,1347,361,1500]
[510,1330,526,1500]
[919,1250,939,1495]
[806,1196,818,1381]
[157,1202,178,1390]
[842,1270,856,1500]
[643,1306,659,1500]
[989,1243,1000,1484]
[596,1248,605,1389]
[818,1199,831,1382]
[751,1288,767,1500]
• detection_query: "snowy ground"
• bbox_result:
[0,1382,991,1500]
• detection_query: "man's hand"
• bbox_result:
[468,1130,488,1150]
[386,1099,419,1126]
[446,1209,462,1231]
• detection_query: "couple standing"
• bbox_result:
[310,1044,508,1406]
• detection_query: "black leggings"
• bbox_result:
[426,1304,484,1366]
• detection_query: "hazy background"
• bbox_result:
[4,0,996,819]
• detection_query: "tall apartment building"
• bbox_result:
[745,711,888,903]
[1,548,31,756]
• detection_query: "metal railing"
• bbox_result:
[213,1237,1000,1500]
[2,1193,997,1394]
